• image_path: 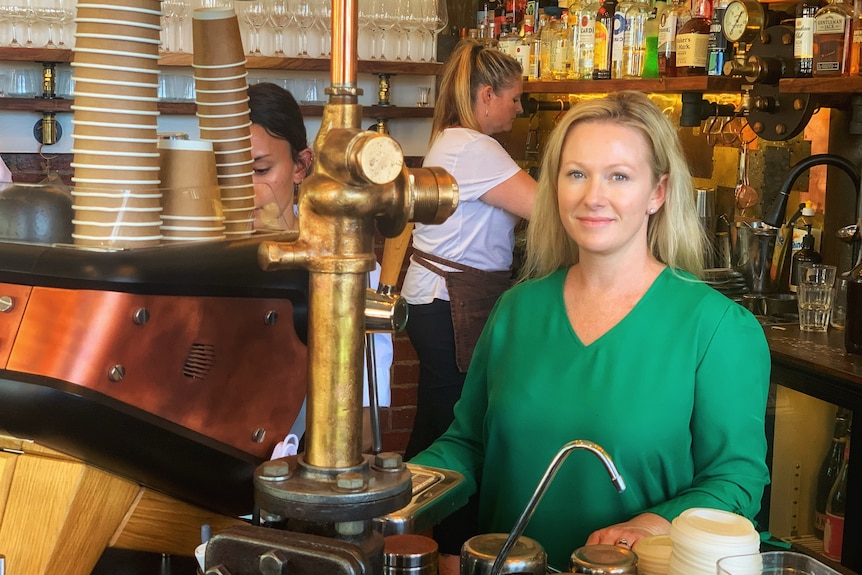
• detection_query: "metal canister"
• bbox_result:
[460,533,546,575]
[569,544,638,574]
[384,534,439,575]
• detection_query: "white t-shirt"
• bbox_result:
[401,128,522,304]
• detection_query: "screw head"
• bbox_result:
[373,451,403,470]
[259,459,292,480]
[108,365,126,382]
[335,471,365,491]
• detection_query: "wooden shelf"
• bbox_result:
[523,76,744,94]
[0,97,433,118]
[0,47,442,75]
[779,76,862,94]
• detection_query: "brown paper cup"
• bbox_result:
[73,235,161,249]
[72,134,159,153]
[73,49,160,71]
[72,93,161,113]
[193,74,248,93]
[158,139,220,192]
[72,108,159,128]
[74,19,161,41]
[161,187,223,219]
[73,121,159,139]
[193,7,245,68]
[193,86,249,105]
[73,205,162,224]
[74,34,162,55]
[72,188,162,209]
[192,65,248,81]
[71,61,161,80]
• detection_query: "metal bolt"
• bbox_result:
[0,296,14,312]
[252,427,266,443]
[775,124,786,136]
[794,98,805,111]
[264,310,279,325]
[373,451,403,470]
[133,307,150,325]
[259,549,289,575]
[782,32,793,45]
[108,365,126,382]
[336,471,365,491]
[259,459,292,480]
[752,122,764,133]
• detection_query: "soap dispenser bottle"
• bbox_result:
[789,207,821,293]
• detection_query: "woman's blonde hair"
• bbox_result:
[520,91,706,280]
[430,39,522,143]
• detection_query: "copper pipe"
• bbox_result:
[331,0,358,92]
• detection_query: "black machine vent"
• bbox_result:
[183,343,216,379]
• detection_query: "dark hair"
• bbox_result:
[248,82,308,162]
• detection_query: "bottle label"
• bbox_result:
[676,32,708,66]
[514,42,532,74]
[658,11,679,50]
[796,16,815,59]
[815,12,847,34]
[823,511,844,560]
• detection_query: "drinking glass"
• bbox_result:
[0,5,26,47]
[291,0,313,56]
[34,0,64,48]
[57,0,74,47]
[357,0,377,59]
[797,263,837,332]
[239,0,267,55]
[717,551,841,575]
[266,0,292,56]
[394,0,422,61]
[376,0,396,60]
[313,0,330,57]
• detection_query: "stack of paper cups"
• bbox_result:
[192,6,255,238]
[158,138,226,243]
[667,508,760,575]
[632,535,673,575]
[70,0,163,249]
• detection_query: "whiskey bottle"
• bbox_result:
[850,0,862,73]
[579,0,602,77]
[814,408,850,538]
[823,439,850,561]
[796,0,825,76]
[813,0,853,76]
[658,0,691,76]
[707,0,732,75]
[593,0,618,78]
[675,0,711,76]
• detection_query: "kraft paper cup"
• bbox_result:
[72,61,161,79]
[73,50,161,72]
[72,75,160,92]
[158,138,220,193]
[78,0,162,13]
[72,205,162,224]
[76,1,162,21]
[72,149,160,167]
[74,19,162,40]
[162,223,226,234]
[72,136,159,154]
[73,220,163,237]
[193,73,248,92]
[161,186,223,219]
[72,95,160,113]
[74,34,162,54]
[193,8,245,68]
[192,64,248,81]
[162,234,226,243]
[71,106,160,125]
[198,118,253,133]
[72,190,162,209]
[72,118,159,132]
[72,122,159,140]
[73,235,162,249]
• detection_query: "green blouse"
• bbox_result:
[411,267,771,569]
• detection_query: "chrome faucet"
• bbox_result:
[488,440,626,575]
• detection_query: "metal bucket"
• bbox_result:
[732,222,780,295]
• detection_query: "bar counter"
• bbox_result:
[763,324,862,574]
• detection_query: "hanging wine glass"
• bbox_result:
[291,0,313,57]
[34,0,64,48]
[0,5,23,47]
[429,0,448,63]
[266,0,292,57]
[239,0,267,55]
[376,0,396,60]
[357,0,376,60]
[312,1,330,57]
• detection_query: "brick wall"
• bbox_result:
[2,152,422,455]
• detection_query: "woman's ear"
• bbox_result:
[649,173,669,213]
[294,147,313,184]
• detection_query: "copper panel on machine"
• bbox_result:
[0,283,32,368]
[6,287,308,459]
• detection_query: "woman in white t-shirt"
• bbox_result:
[401,38,537,553]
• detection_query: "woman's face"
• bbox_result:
[476,79,524,135]
[251,123,307,230]
[556,120,666,258]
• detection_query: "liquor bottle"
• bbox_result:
[814,408,851,537]
[498,21,520,55]
[658,0,691,76]
[612,0,632,77]
[579,0,602,77]
[514,17,535,76]
[813,0,853,76]
[796,0,825,76]
[675,0,711,76]
[623,0,652,77]
[707,0,732,75]
[593,0,618,78]
[530,9,548,79]
[567,0,584,77]
[641,0,665,77]
[539,16,561,79]
[823,439,850,561]
[850,0,862,73]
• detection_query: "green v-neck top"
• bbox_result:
[411,267,771,569]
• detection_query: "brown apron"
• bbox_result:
[412,248,513,372]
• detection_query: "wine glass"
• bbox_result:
[34,0,65,48]
[375,0,396,60]
[428,0,448,63]
[357,0,376,60]
[394,0,422,61]
[312,0,330,57]
[266,0,292,57]
[290,0,313,57]
[56,0,74,47]
[239,0,267,55]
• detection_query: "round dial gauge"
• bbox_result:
[722,0,765,43]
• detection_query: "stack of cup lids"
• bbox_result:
[632,535,673,575]
[192,6,255,239]
[667,508,760,575]
[70,0,163,249]
[158,138,226,243]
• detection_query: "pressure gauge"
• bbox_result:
[722,0,765,43]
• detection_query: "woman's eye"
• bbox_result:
[611,173,628,182]
[567,170,585,180]
[254,167,270,176]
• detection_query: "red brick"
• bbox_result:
[389,406,417,431]
[382,430,411,454]
[393,362,419,386]
[390,384,418,409]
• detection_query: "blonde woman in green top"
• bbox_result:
[411,91,770,572]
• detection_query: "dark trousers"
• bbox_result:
[405,299,479,554]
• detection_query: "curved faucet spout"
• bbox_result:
[762,154,861,228]
[489,439,626,575]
